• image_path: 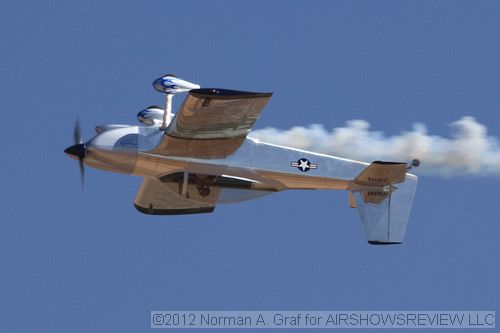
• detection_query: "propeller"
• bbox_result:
[64,118,86,188]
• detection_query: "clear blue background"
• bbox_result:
[1,1,499,332]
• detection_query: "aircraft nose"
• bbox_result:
[64,143,86,159]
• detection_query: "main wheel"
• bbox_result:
[198,185,210,197]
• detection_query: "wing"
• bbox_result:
[147,88,272,159]
[168,88,272,139]
[134,172,278,215]
[134,177,221,215]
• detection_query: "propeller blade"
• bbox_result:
[79,156,85,188]
[74,118,82,144]
[68,117,85,188]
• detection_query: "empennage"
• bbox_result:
[349,162,418,245]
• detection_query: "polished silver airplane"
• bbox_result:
[65,74,419,245]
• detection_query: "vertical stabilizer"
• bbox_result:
[350,162,418,245]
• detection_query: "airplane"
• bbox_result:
[64,74,419,245]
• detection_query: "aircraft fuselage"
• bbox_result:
[66,125,369,192]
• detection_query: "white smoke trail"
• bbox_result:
[252,117,500,177]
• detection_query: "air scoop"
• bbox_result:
[153,74,200,94]
[152,74,201,130]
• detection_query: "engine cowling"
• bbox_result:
[137,106,165,126]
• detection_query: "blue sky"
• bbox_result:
[1,1,499,332]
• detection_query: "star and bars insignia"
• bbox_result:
[291,158,317,172]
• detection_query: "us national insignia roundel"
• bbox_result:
[291,158,317,172]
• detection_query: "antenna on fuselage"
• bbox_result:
[152,74,200,130]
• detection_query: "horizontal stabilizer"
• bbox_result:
[353,161,407,186]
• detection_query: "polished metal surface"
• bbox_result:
[353,174,417,243]
[134,177,219,215]
[167,89,272,139]
[64,80,418,244]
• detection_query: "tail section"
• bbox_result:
[349,161,418,245]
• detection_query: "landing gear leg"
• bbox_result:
[181,171,189,198]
